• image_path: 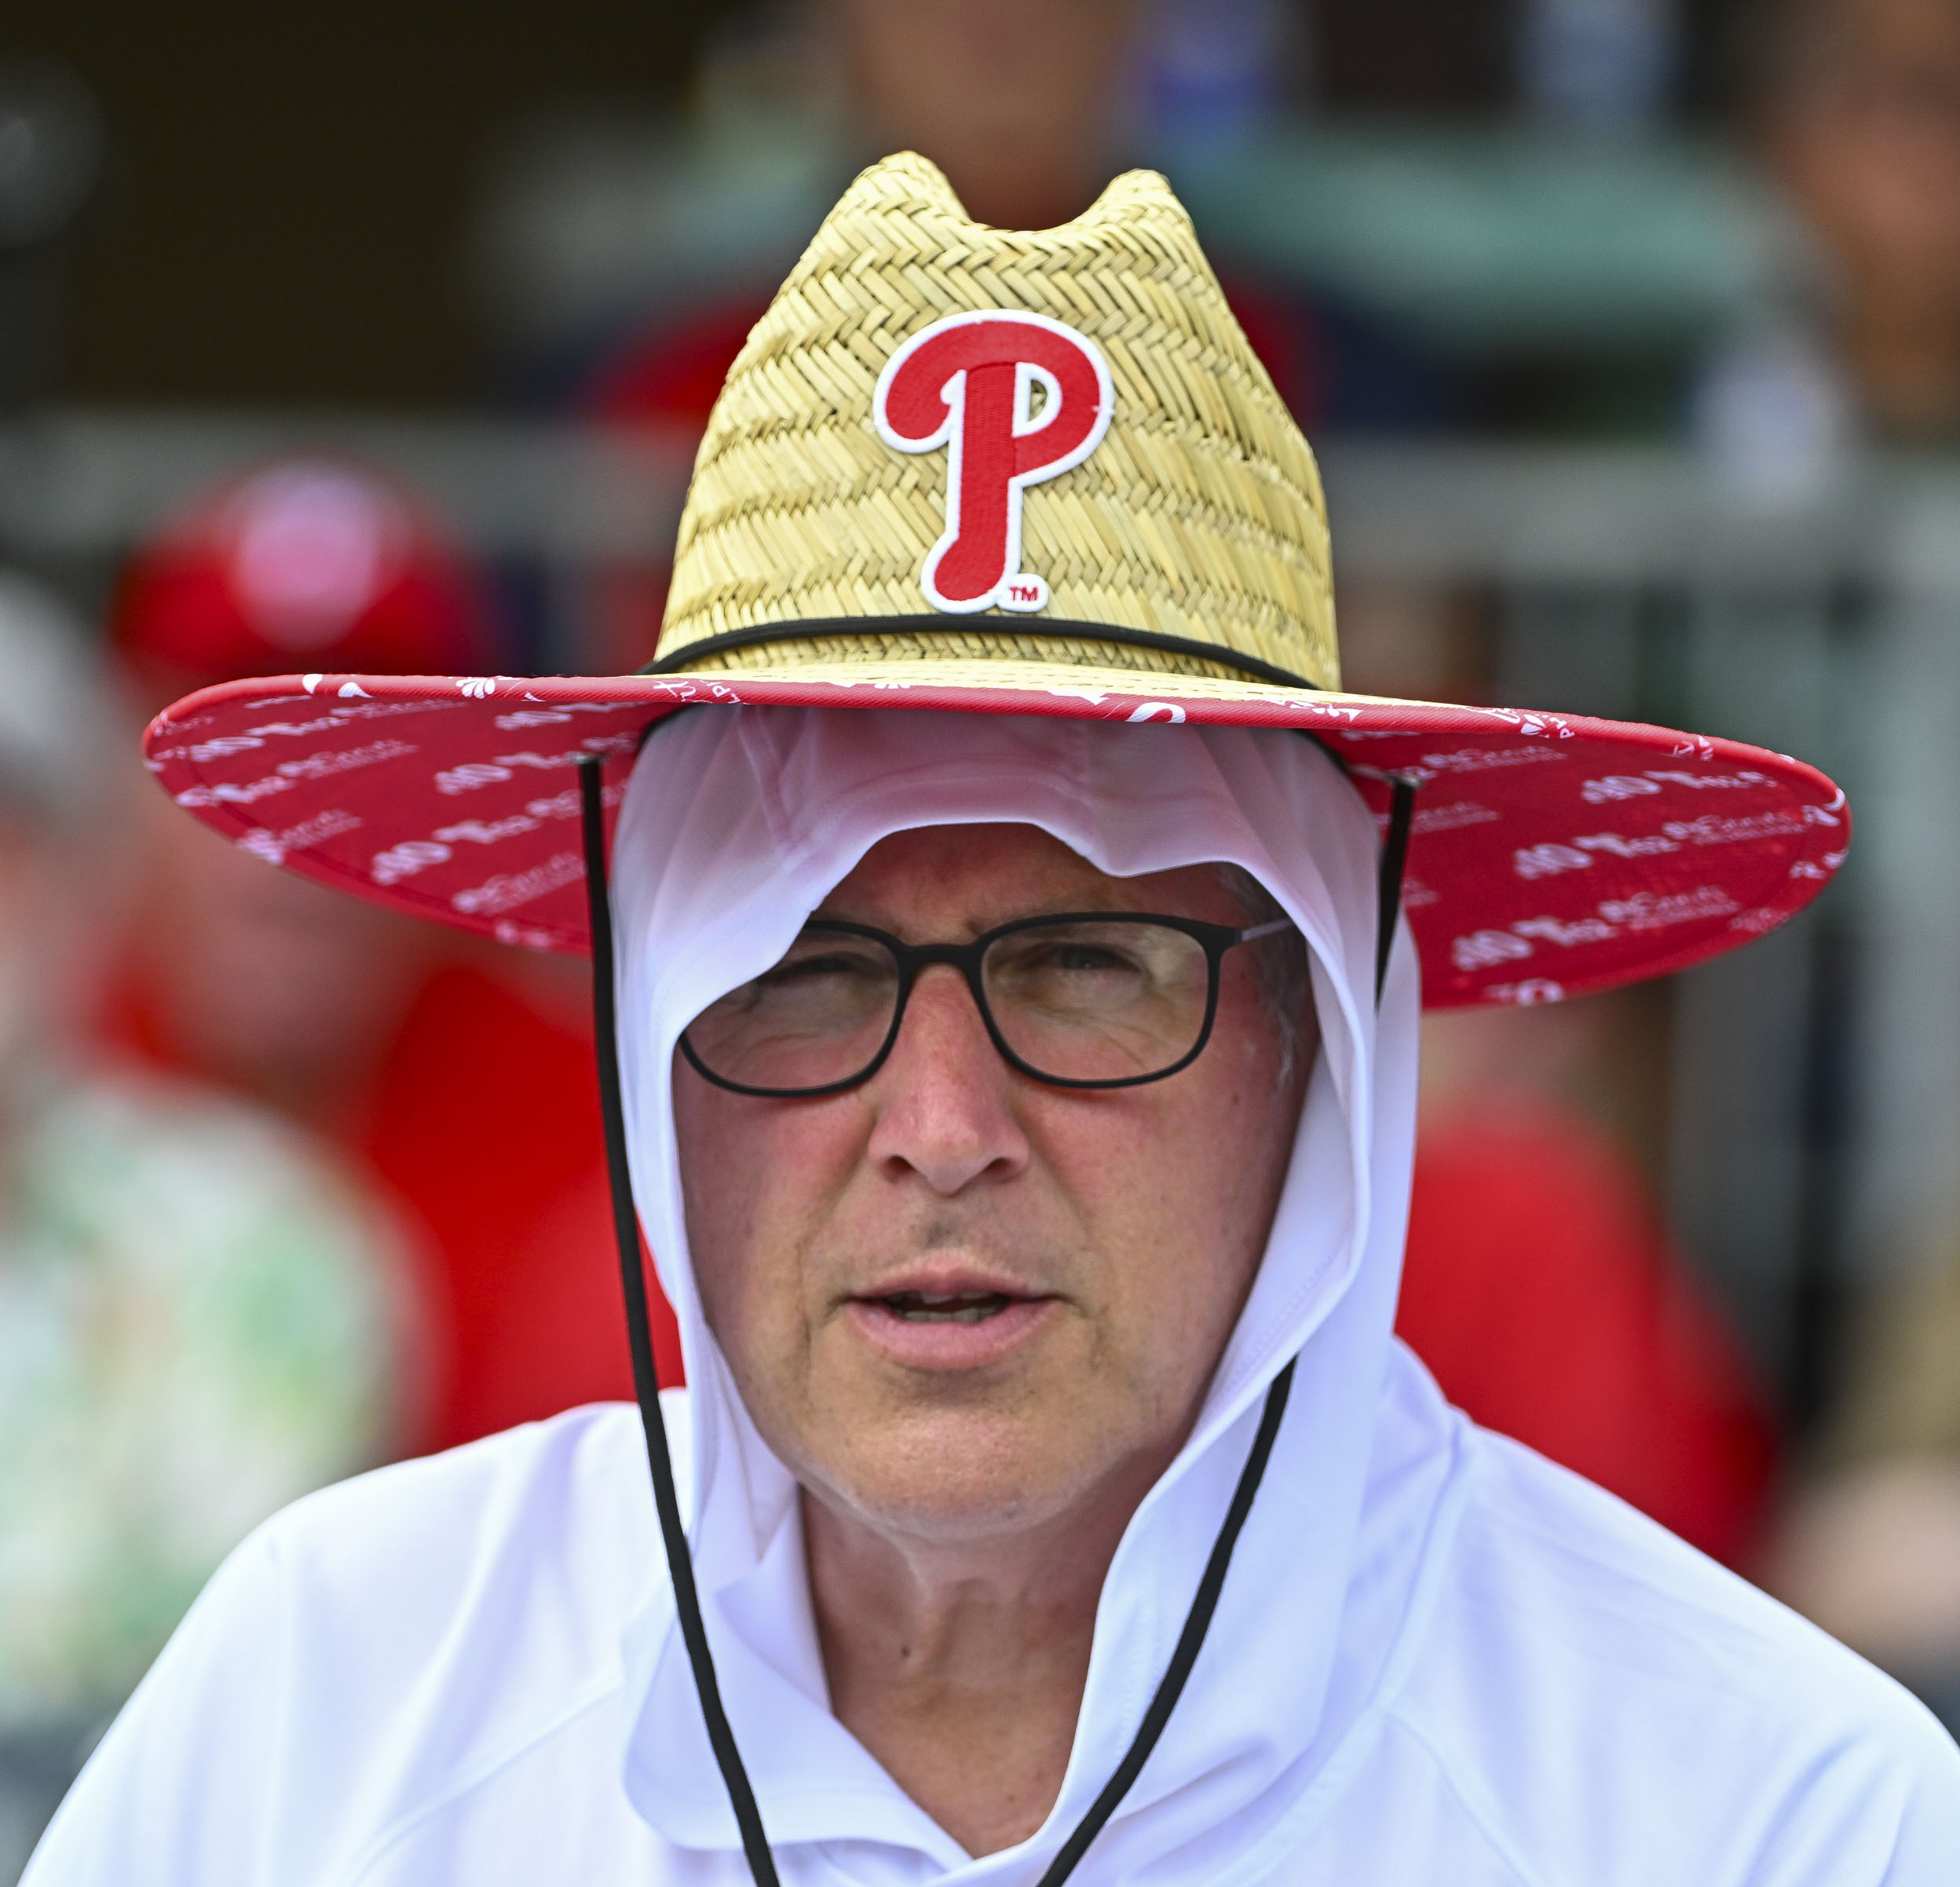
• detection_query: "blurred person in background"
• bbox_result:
[828,0,1139,230]
[111,462,480,1130]
[1739,0,1960,1731]
[1768,1262,1960,1730]
[103,459,673,1452]
[1750,0,1960,439]
[569,0,1461,438]
[0,572,405,1883]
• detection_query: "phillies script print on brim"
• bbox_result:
[143,152,1849,1007]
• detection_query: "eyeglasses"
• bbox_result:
[679,912,1296,1098]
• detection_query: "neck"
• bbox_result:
[802,1468,1148,1858]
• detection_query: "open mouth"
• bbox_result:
[879,1290,1017,1324]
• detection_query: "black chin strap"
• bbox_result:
[1377,774,1417,1004]
[579,759,781,1886]
[575,754,1417,1886]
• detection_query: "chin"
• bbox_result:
[830,1470,1078,1545]
[814,1404,1095,1541]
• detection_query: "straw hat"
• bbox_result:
[144,153,1846,1007]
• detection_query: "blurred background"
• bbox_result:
[7,0,1960,1867]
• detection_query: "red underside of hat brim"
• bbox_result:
[144,671,1848,1010]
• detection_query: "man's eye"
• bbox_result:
[1037,943,1137,974]
[1003,938,1148,982]
[761,951,883,987]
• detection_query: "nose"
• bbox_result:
[862,964,1030,1196]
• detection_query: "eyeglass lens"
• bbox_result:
[682,918,1220,1094]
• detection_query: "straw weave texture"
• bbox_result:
[656,152,1340,691]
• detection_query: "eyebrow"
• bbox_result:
[801,896,1172,941]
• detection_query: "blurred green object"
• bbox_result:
[1174,123,1786,357]
[474,112,1792,377]
[477,111,854,353]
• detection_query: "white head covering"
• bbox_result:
[609,706,1432,1885]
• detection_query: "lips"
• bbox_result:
[843,1269,1060,1370]
[880,1289,1017,1323]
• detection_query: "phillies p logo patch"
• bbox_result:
[873,310,1114,615]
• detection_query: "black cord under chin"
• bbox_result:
[579,758,781,1887]
[1027,1357,1295,1884]
[1377,774,1417,1004]
[576,751,1417,1887]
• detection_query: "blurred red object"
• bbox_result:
[584,300,776,430]
[108,456,683,1455]
[1398,1100,1777,1567]
[353,961,683,1443]
[111,458,488,689]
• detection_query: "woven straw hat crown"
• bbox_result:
[656,152,1340,692]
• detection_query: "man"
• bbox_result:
[27,154,1958,1883]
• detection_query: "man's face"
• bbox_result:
[672,823,1314,1549]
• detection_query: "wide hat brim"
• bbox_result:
[145,657,1846,1010]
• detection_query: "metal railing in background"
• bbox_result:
[1333,441,1960,1419]
[0,411,696,583]
[1326,441,1960,1418]
[6,412,1959,1421]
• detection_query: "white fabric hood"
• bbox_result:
[609,706,1428,1883]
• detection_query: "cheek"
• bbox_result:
[671,1081,769,1340]
[1159,981,1307,1276]
[670,1076,864,1349]
[1027,1034,1293,1349]
[1209,961,1296,1109]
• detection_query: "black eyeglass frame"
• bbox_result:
[678,910,1296,1099]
